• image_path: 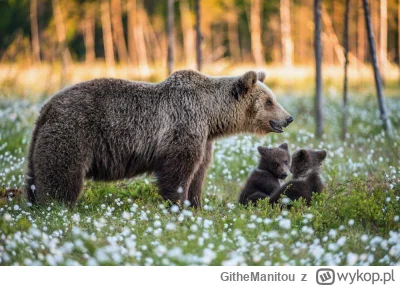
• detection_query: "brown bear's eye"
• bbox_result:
[285,160,288,165]
[266,100,273,106]
[275,163,279,167]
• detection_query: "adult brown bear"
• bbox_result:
[25,70,293,207]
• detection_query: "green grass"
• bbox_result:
[0,90,399,266]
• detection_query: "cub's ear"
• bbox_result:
[257,146,269,156]
[317,150,327,161]
[279,143,288,151]
[257,71,266,83]
[232,71,258,99]
[296,149,310,161]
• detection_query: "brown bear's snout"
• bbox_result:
[286,116,294,125]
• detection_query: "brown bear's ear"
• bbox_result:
[297,149,310,161]
[258,71,266,83]
[279,143,288,151]
[257,146,269,155]
[317,150,327,161]
[232,71,258,99]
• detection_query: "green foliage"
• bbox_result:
[311,181,400,236]
[81,179,162,207]
[0,91,399,265]
[0,0,30,51]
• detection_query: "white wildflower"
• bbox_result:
[71,214,80,223]
[328,229,337,238]
[247,223,256,229]
[122,211,131,220]
[170,205,179,213]
[337,237,347,246]
[201,248,216,264]
[279,218,291,230]
[165,222,176,231]
[3,213,12,221]
[203,219,213,228]
[347,253,358,266]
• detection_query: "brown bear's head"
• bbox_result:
[233,71,293,134]
[257,143,291,179]
[290,149,327,177]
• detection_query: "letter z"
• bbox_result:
[302,274,307,281]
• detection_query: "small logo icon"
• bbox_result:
[316,268,335,285]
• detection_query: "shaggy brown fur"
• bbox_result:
[238,143,290,205]
[270,149,327,205]
[25,69,293,207]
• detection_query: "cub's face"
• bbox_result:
[258,143,291,180]
[234,71,293,134]
[290,149,327,176]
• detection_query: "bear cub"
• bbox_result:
[272,148,327,206]
[238,143,290,205]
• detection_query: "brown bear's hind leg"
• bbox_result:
[31,126,90,206]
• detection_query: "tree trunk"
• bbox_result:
[314,0,324,138]
[380,0,387,80]
[195,0,202,71]
[211,23,226,62]
[363,0,392,133]
[342,0,350,140]
[167,0,174,75]
[250,0,264,66]
[357,0,365,64]
[111,0,129,64]
[298,3,306,64]
[30,0,41,64]
[321,5,345,66]
[135,1,149,75]
[52,0,72,81]
[322,33,334,65]
[127,0,139,69]
[226,5,241,62]
[372,0,380,61]
[179,0,196,68]
[280,0,293,67]
[83,9,95,64]
[142,11,163,65]
[101,0,115,68]
[398,0,400,80]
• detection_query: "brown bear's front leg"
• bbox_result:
[188,141,213,208]
[155,143,205,206]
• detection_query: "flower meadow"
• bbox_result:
[0,93,399,266]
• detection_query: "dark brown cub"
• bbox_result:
[270,149,327,206]
[238,143,290,205]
